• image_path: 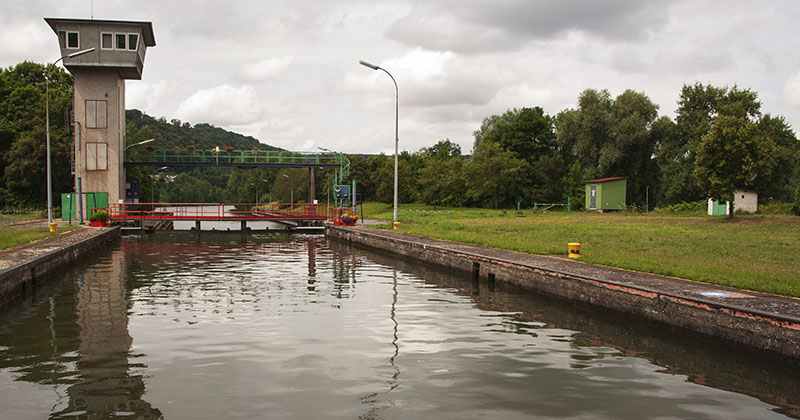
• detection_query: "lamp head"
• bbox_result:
[359,60,380,70]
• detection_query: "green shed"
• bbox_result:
[585,177,627,211]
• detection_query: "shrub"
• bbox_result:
[793,184,800,216]
[89,210,107,222]
[653,200,706,215]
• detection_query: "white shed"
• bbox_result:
[707,189,758,215]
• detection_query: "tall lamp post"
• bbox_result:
[282,174,294,207]
[151,166,168,203]
[359,60,399,223]
[45,47,94,227]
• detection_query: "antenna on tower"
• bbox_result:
[91,0,94,19]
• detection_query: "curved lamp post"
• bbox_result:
[359,60,399,223]
[45,47,94,225]
[125,138,154,151]
[282,173,294,206]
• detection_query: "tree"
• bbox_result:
[0,62,73,207]
[754,115,799,201]
[418,138,461,161]
[556,89,660,207]
[465,141,528,209]
[663,83,762,205]
[473,107,556,164]
[694,115,774,217]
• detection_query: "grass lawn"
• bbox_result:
[0,225,79,251]
[359,202,800,297]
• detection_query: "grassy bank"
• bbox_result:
[360,203,800,297]
[0,226,78,250]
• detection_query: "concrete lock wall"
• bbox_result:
[0,228,121,306]
[326,226,800,360]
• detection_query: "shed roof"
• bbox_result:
[584,176,627,184]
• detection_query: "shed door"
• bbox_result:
[590,185,597,209]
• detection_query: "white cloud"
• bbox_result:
[236,56,293,83]
[783,71,800,107]
[175,84,264,126]
[127,80,175,114]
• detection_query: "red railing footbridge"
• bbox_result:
[99,203,356,228]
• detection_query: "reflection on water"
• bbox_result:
[0,232,797,419]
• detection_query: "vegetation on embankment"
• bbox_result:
[360,202,800,297]
[0,226,78,251]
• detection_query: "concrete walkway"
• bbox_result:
[328,226,800,359]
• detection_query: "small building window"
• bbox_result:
[86,143,108,171]
[66,31,79,49]
[101,33,113,50]
[86,100,108,129]
[115,33,127,50]
[128,33,139,51]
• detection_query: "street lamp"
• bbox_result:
[261,179,270,204]
[45,47,95,226]
[282,174,294,206]
[125,138,154,151]
[359,59,399,223]
[151,166,167,203]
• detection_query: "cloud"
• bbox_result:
[127,80,175,113]
[175,84,264,126]
[387,0,668,54]
[236,56,294,83]
[783,71,800,107]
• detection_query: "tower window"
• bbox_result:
[128,33,139,51]
[101,33,113,50]
[115,33,127,50]
[86,143,108,171]
[66,31,79,49]
[86,100,108,129]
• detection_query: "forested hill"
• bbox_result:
[125,109,282,152]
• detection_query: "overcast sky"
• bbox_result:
[4,0,800,154]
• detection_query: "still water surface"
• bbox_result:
[0,232,797,419]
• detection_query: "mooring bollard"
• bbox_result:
[568,243,581,259]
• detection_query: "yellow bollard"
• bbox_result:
[393,221,401,230]
[49,222,58,233]
[568,242,581,259]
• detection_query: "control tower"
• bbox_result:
[45,18,155,208]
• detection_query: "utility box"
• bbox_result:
[585,177,627,211]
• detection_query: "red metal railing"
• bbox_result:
[104,203,330,221]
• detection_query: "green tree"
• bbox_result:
[694,115,774,217]
[556,89,660,207]
[0,62,73,207]
[754,115,799,201]
[375,157,417,204]
[663,83,761,205]
[465,141,528,209]
[473,107,556,164]
[416,140,466,207]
